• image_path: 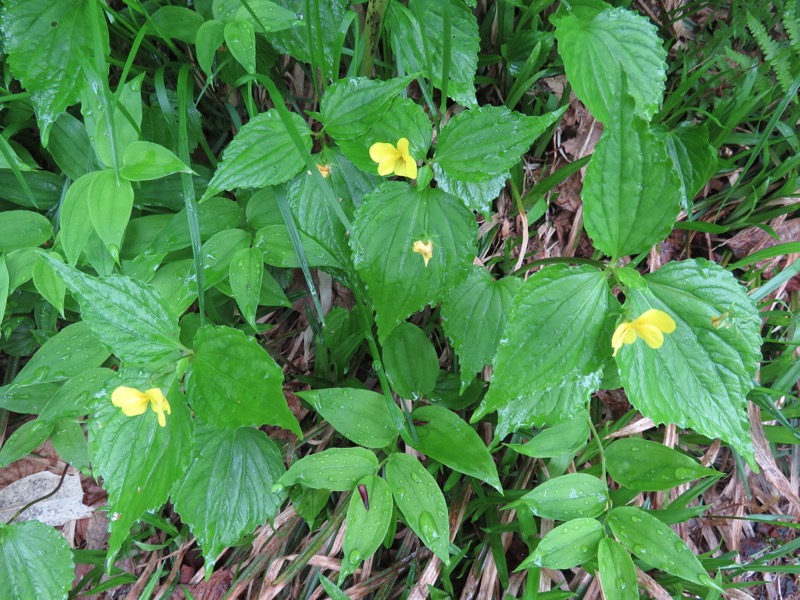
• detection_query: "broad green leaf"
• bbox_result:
[50,419,90,472]
[202,229,252,287]
[0,256,8,324]
[48,112,100,179]
[352,183,475,340]
[441,268,520,390]
[89,384,193,565]
[476,265,615,421]
[0,210,52,252]
[149,6,204,43]
[386,0,479,107]
[405,405,502,492]
[434,105,562,182]
[0,170,62,211]
[290,486,330,528]
[0,382,59,414]
[341,475,394,581]
[224,20,256,74]
[172,425,285,567]
[234,1,300,32]
[385,452,450,561]
[203,110,311,199]
[195,20,225,77]
[0,0,109,143]
[0,520,75,600]
[582,94,681,258]
[337,96,432,176]
[0,419,53,469]
[188,325,301,435]
[433,165,509,217]
[598,538,638,600]
[229,247,263,329]
[45,260,184,368]
[606,438,721,491]
[382,322,439,398]
[120,141,192,181]
[617,259,760,466]
[14,322,109,386]
[87,169,134,258]
[554,6,666,122]
[58,171,100,265]
[664,123,717,211]
[149,198,244,254]
[278,448,378,491]
[506,411,590,458]
[518,473,608,520]
[149,260,197,316]
[39,367,116,422]
[320,76,415,142]
[254,224,342,269]
[517,518,603,570]
[607,507,718,589]
[297,388,402,448]
[32,254,66,316]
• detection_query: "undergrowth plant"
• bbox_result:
[0,0,797,598]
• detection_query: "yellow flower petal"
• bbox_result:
[369,142,399,164]
[145,388,171,428]
[635,309,676,333]
[412,239,433,267]
[611,322,637,356]
[396,137,410,154]
[111,386,150,416]
[395,157,418,179]
[635,323,665,349]
[378,155,397,176]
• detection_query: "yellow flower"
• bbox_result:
[111,386,171,427]
[316,163,331,178]
[611,309,676,357]
[412,239,433,267]
[369,138,418,179]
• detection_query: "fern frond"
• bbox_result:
[747,12,793,92]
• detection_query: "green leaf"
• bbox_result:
[582,94,681,258]
[518,518,603,570]
[0,520,75,600]
[48,112,100,180]
[341,475,394,581]
[278,448,378,491]
[352,183,475,340]
[58,171,99,265]
[149,198,245,254]
[149,6,204,43]
[663,123,717,211]
[172,424,285,567]
[320,576,351,600]
[617,259,760,466]
[607,507,719,590]
[235,1,300,33]
[204,110,311,199]
[518,473,608,520]
[195,20,225,77]
[405,405,502,492]
[188,325,301,435]
[434,105,563,182]
[0,419,53,469]
[0,210,52,252]
[32,254,67,316]
[476,265,614,421]
[297,388,402,448]
[87,169,134,258]
[50,419,90,471]
[120,141,192,181]
[506,411,590,458]
[433,165,509,217]
[442,268,520,390]
[554,6,666,122]
[598,538,638,600]
[13,322,109,386]
[0,256,9,324]
[0,170,62,210]
[45,260,183,368]
[0,383,60,414]
[606,438,721,491]
[320,76,415,142]
[89,384,193,566]
[254,224,342,269]
[385,452,450,561]
[229,247,263,329]
[39,367,115,422]
[382,322,439,398]
[0,0,109,143]
[224,20,256,74]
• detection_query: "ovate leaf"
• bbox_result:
[554,6,666,122]
[203,110,311,199]
[120,141,192,181]
[0,520,75,600]
[0,211,53,252]
[172,425,285,567]
[616,259,760,466]
[518,518,603,570]
[582,93,681,258]
[188,325,301,435]
[58,171,99,265]
[0,0,109,143]
[224,20,256,74]
[340,475,394,581]
[351,183,475,340]
[598,538,638,600]
[518,473,608,520]
[664,123,717,211]
[87,169,134,257]
[229,247,263,329]
[279,448,378,491]
[382,322,439,399]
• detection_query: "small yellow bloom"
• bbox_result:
[369,138,418,179]
[111,386,171,427]
[611,309,676,357]
[412,239,433,267]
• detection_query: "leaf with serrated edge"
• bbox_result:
[351,182,475,341]
[616,259,760,466]
[89,384,193,567]
[554,6,666,122]
[188,325,300,435]
[582,93,681,259]
[476,265,615,422]
[172,425,285,568]
[0,520,75,600]
[442,268,521,390]
[664,123,717,211]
